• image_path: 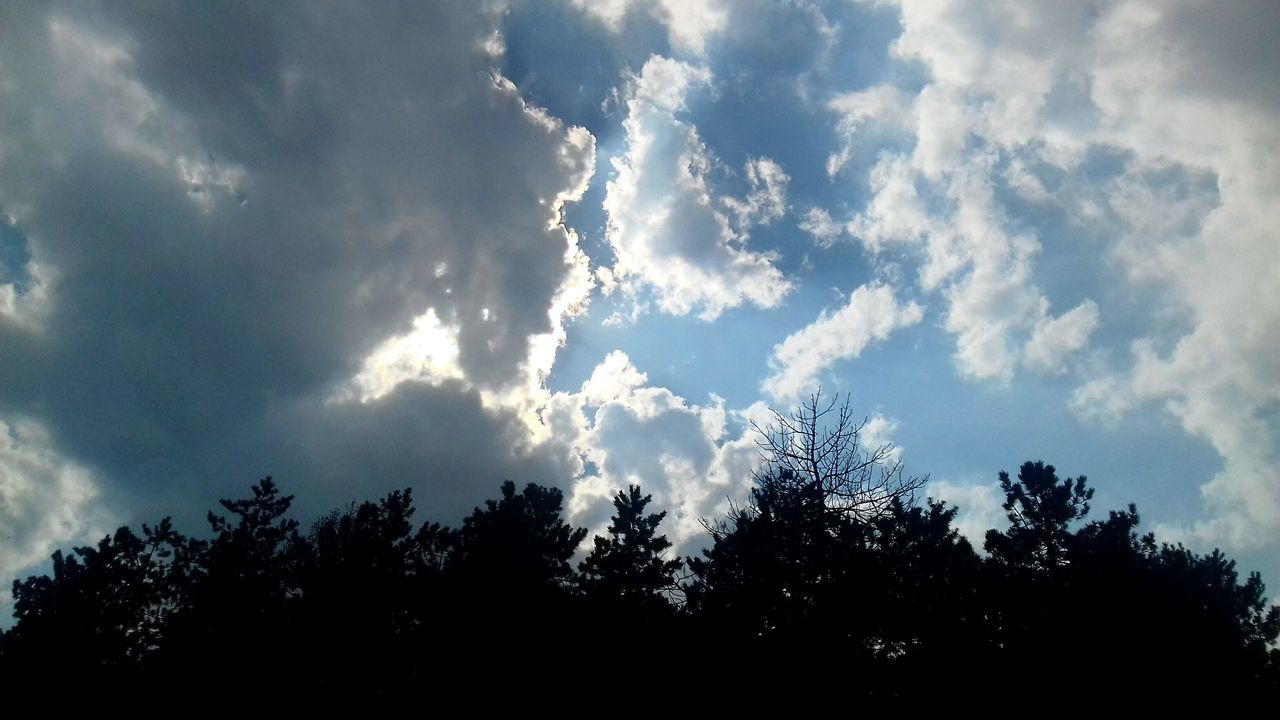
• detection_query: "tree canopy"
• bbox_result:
[2,397,1276,700]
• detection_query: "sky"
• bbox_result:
[1,0,1278,612]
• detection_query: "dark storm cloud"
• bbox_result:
[258,381,580,524]
[0,1,594,552]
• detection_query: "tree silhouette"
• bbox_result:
[984,460,1092,572]
[449,480,585,590]
[981,461,1280,697]
[3,519,187,683]
[200,476,302,605]
[3,460,1277,697]
[158,477,304,685]
[687,467,865,643]
[439,480,586,663]
[688,392,929,637]
[1141,543,1280,692]
[687,470,986,694]
[297,488,422,693]
[866,498,983,672]
[751,391,926,524]
[578,485,682,613]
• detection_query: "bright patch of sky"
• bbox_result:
[0,0,1276,614]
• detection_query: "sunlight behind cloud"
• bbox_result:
[340,308,465,403]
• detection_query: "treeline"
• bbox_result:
[2,399,1278,700]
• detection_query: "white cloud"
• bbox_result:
[337,308,465,403]
[829,5,1108,386]
[763,282,924,402]
[861,0,1280,551]
[658,0,730,55]
[1070,373,1137,423]
[0,416,108,610]
[847,154,931,254]
[910,86,971,182]
[600,56,791,322]
[936,166,1050,382]
[547,351,761,552]
[926,477,1006,547]
[798,207,843,247]
[723,156,789,230]
[1024,300,1100,375]
[826,84,911,177]
[572,0,729,56]
[1004,158,1053,204]
[847,140,1101,385]
[1085,2,1280,551]
[860,415,904,465]
[0,259,53,331]
[581,349,649,405]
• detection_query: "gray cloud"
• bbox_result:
[0,1,595,570]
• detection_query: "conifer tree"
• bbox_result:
[579,485,682,612]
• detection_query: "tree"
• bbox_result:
[3,519,188,679]
[578,485,682,613]
[449,480,586,591]
[984,460,1092,572]
[198,476,302,604]
[297,489,422,691]
[866,498,982,667]
[438,480,586,661]
[1142,543,1280,691]
[980,460,1280,696]
[686,468,866,644]
[687,392,936,675]
[750,390,927,524]
[158,477,304,683]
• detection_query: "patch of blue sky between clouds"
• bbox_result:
[0,216,32,293]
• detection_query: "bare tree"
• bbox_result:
[750,390,926,524]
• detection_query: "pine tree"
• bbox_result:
[578,485,682,612]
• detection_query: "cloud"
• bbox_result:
[798,207,843,248]
[762,282,923,402]
[843,124,1100,384]
[0,3,597,543]
[547,351,760,551]
[926,477,1006,548]
[827,84,911,178]
[265,382,584,524]
[723,157,789,230]
[599,56,791,322]
[337,308,466,403]
[571,0,729,56]
[0,258,52,332]
[859,0,1280,550]
[569,0,835,73]
[0,416,108,609]
[859,415,905,466]
[1024,300,1100,374]
[846,153,931,254]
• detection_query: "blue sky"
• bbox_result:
[1,0,1277,610]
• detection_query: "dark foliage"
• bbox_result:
[3,401,1276,700]
[982,461,1280,697]
[578,484,682,610]
[4,519,188,678]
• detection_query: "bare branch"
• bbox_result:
[750,389,926,526]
